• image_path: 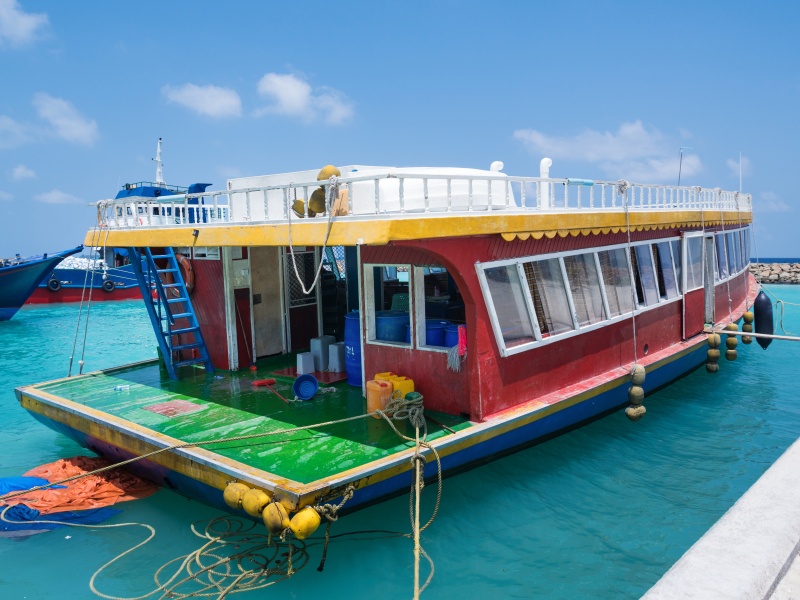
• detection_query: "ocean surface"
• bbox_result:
[2,291,800,599]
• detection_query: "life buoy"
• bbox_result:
[47,278,61,292]
[176,253,195,296]
[102,279,115,293]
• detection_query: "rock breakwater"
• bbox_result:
[751,263,800,284]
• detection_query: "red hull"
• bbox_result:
[27,286,142,304]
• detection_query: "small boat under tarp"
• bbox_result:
[0,245,83,320]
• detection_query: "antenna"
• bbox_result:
[677,146,694,187]
[153,138,164,185]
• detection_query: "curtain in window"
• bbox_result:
[523,259,574,336]
[598,248,633,317]
[563,254,605,326]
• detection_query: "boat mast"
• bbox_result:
[153,137,164,186]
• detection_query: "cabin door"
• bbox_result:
[250,247,284,357]
[704,235,716,324]
[283,247,321,352]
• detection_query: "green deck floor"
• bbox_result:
[35,355,471,485]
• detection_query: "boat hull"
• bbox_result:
[0,246,83,320]
[27,265,142,304]
[17,336,708,515]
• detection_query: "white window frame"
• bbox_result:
[683,231,706,292]
[363,262,413,349]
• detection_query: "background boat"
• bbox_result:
[0,246,83,320]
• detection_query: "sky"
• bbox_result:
[0,0,798,257]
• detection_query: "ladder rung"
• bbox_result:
[172,342,203,351]
[172,312,193,319]
[174,359,206,368]
[150,254,171,259]
[158,268,179,273]
[171,326,200,335]
[167,297,188,304]
[162,283,181,288]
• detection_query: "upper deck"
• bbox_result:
[90,165,753,248]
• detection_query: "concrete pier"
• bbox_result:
[643,438,800,599]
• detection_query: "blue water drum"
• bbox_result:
[405,323,411,343]
[445,325,461,347]
[344,311,362,386]
[426,319,450,346]
[375,310,409,342]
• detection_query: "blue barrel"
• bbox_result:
[375,310,409,342]
[426,319,449,346]
[445,325,460,347]
[405,323,411,343]
[344,311,362,386]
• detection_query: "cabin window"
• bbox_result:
[631,245,659,306]
[670,240,682,293]
[715,234,729,280]
[523,258,575,336]
[685,236,704,291]
[563,254,606,326]
[728,232,740,273]
[363,263,411,346]
[412,266,465,349]
[653,242,679,300]
[598,248,634,317]
[323,246,346,280]
[482,264,537,348]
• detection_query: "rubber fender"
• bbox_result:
[753,291,773,349]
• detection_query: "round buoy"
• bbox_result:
[309,187,326,214]
[726,336,738,350]
[707,348,721,361]
[223,482,250,510]
[707,333,721,348]
[289,506,322,540]
[743,311,754,324]
[630,364,646,386]
[725,323,739,332]
[625,405,646,421]
[262,502,290,535]
[725,349,738,361]
[242,488,272,518]
[706,361,719,373]
[628,385,644,405]
[742,323,753,345]
[292,199,316,218]
[317,165,341,180]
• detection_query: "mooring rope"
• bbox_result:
[0,399,444,598]
[69,225,102,377]
[619,180,639,367]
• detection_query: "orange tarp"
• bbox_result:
[2,456,158,515]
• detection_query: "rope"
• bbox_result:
[69,225,102,377]
[716,188,734,323]
[287,176,339,296]
[78,228,112,374]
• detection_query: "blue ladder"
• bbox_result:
[128,247,214,380]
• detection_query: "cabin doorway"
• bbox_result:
[283,247,320,352]
[250,247,284,358]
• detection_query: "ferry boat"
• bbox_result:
[0,246,83,320]
[15,159,755,533]
[26,140,210,306]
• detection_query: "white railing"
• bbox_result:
[96,172,753,229]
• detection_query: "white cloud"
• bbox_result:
[514,120,702,183]
[34,189,83,204]
[256,73,354,125]
[0,114,29,148]
[33,93,98,145]
[162,83,242,118]
[12,163,35,179]
[755,191,790,213]
[0,190,12,201]
[726,156,752,177]
[0,0,48,47]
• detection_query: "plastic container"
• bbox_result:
[375,310,409,343]
[388,375,414,398]
[293,374,319,400]
[445,325,461,347]
[425,319,450,346]
[366,380,392,418]
[344,311,362,386]
[310,335,335,371]
[296,352,314,375]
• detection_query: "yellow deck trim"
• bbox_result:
[87,210,751,247]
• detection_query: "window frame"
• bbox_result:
[363,262,413,349]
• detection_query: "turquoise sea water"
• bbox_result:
[2,292,800,599]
